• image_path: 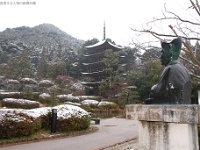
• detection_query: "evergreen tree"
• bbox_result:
[47,61,66,79]
[15,49,33,78]
[5,54,15,79]
[37,48,48,79]
[103,49,120,87]
[99,49,125,97]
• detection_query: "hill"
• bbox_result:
[0,23,84,62]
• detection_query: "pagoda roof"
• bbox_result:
[81,70,105,75]
[82,61,103,66]
[84,51,104,57]
[81,81,100,85]
[85,40,122,50]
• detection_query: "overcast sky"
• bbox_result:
[0,0,191,46]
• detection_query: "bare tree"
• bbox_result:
[131,0,200,79]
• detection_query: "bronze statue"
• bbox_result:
[145,38,191,104]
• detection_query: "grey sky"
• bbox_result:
[0,0,190,46]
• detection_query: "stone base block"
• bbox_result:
[126,105,200,150]
[138,121,198,150]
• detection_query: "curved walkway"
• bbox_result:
[0,118,138,150]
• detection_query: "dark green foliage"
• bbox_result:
[37,48,48,80]
[121,46,138,70]
[14,50,34,78]
[0,92,21,100]
[99,49,125,98]
[127,60,163,100]
[83,38,99,47]
[56,115,90,132]
[47,61,66,79]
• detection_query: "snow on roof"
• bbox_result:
[81,82,100,85]
[81,72,92,75]
[83,51,105,57]
[81,70,104,75]
[82,61,102,66]
[85,40,122,49]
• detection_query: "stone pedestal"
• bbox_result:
[126,105,199,150]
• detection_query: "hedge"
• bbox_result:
[1,98,40,109]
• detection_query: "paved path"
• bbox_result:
[0,118,138,150]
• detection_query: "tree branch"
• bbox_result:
[131,28,200,40]
[190,0,200,16]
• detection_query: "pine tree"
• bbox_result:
[5,54,15,79]
[37,47,48,79]
[15,49,33,78]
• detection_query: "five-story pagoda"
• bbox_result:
[81,40,122,95]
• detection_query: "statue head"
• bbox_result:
[170,37,182,61]
[161,42,171,66]
[160,37,182,66]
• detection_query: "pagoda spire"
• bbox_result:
[103,21,106,40]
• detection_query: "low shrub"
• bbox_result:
[20,92,40,101]
[56,115,90,132]
[57,94,79,103]
[0,111,41,138]
[38,93,51,104]
[0,104,90,138]
[0,92,21,100]
[98,101,119,110]
[1,98,40,109]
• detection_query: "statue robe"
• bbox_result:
[151,60,191,104]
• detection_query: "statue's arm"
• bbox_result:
[151,67,170,94]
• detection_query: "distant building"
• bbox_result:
[81,40,122,95]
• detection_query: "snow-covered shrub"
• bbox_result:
[57,94,79,103]
[39,93,51,103]
[56,115,90,132]
[0,109,41,138]
[38,80,54,87]
[98,101,118,109]
[54,104,90,132]
[81,99,99,106]
[0,92,21,100]
[0,104,90,138]
[1,98,40,109]
[78,95,100,101]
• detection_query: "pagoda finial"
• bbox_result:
[103,21,106,40]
